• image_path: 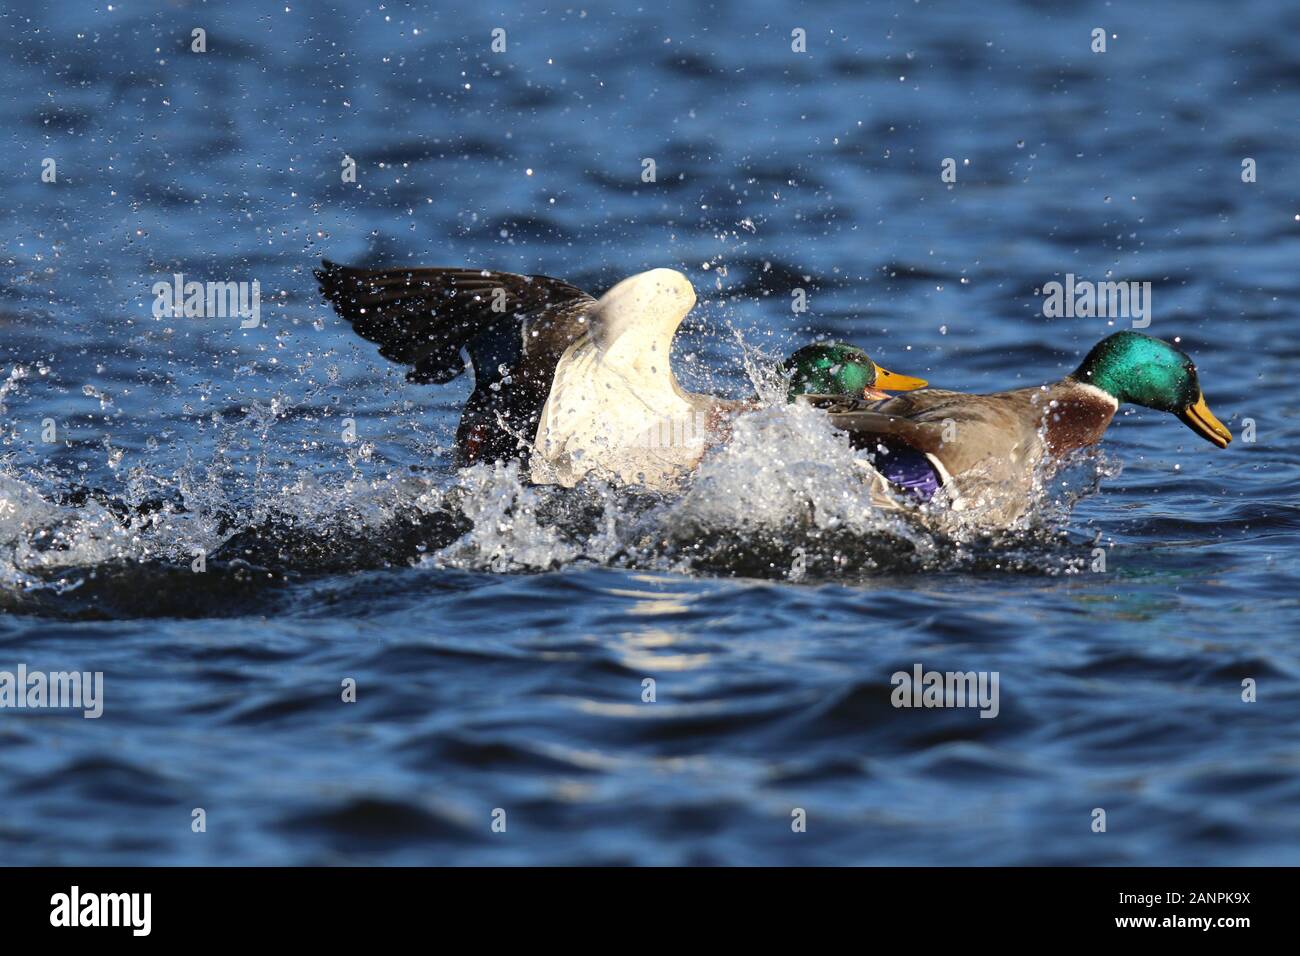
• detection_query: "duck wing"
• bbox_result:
[315,261,596,463]
[533,268,711,488]
[315,261,594,384]
[814,388,1048,479]
[805,393,952,455]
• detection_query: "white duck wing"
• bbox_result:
[532,268,708,488]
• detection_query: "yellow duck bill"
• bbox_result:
[863,367,929,400]
[1178,393,1232,448]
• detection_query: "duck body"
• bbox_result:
[315,263,745,479]
[812,379,1120,521]
[843,380,1116,472]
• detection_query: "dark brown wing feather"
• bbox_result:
[801,394,948,455]
[315,261,596,464]
[314,260,594,384]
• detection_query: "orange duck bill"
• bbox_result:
[1178,393,1232,448]
[863,366,928,401]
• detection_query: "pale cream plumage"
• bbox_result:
[531,268,741,489]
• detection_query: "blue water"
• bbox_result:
[2,0,1298,865]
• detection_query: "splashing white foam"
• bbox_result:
[669,400,917,538]
[433,460,579,572]
[0,347,1120,600]
[0,365,28,418]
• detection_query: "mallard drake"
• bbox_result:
[316,264,926,487]
[813,330,1231,523]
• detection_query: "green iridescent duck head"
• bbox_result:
[783,343,927,401]
[1071,331,1231,448]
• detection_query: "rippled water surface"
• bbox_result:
[2,0,1299,865]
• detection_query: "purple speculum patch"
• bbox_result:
[866,439,942,502]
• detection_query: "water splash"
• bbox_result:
[0,349,1121,617]
[0,365,27,417]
